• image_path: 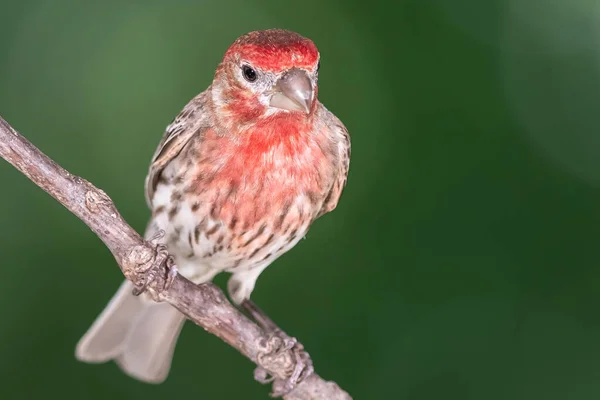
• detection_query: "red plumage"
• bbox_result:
[224,29,320,72]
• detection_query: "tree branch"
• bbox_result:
[0,115,351,400]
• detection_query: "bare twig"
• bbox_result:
[0,115,351,400]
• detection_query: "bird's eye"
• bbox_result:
[317,60,320,72]
[242,65,257,82]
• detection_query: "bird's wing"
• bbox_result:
[317,108,351,218]
[144,91,211,208]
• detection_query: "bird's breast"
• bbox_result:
[188,125,332,227]
[152,124,334,273]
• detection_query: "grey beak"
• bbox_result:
[269,68,314,113]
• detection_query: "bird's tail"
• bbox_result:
[75,280,186,383]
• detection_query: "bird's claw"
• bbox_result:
[255,329,314,397]
[272,338,313,397]
[131,231,178,296]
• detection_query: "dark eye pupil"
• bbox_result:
[242,65,257,82]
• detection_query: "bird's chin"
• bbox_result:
[264,106,302,117]
[269,93,310,114]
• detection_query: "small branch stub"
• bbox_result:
[84,189,111,214]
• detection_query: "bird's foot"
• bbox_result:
[244,299,314,397]
[243,300,314,395]
[131,231,178,296]
[255,329,314,397]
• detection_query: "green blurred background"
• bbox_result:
[2,0,600,398]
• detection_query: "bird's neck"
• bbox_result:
[200,106,325,187]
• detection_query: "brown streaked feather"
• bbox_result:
[144,91,212,208]
[316,113,351,218]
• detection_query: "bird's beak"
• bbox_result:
[269,68,314,114]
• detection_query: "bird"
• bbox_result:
[75,28,351,385]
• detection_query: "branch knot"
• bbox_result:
[84,189,112,213]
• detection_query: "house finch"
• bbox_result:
[75,29,351,386]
